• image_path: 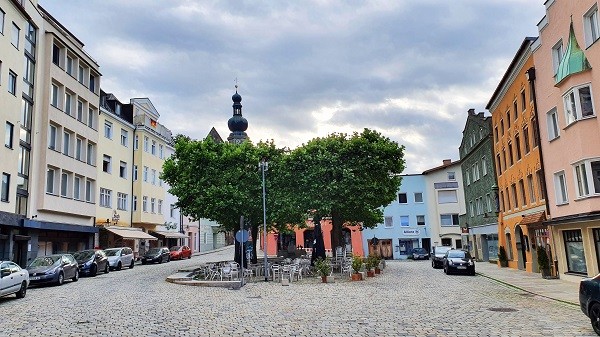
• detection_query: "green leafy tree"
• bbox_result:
[278,129,405,249]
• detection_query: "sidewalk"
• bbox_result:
[476,261,582,306]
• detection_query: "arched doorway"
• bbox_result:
[515,225,527,270]
[303,229,314,249]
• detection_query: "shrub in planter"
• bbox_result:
[351,255,363,281]
[315,257,331,282]
[365,255,378,277]
[498,246,508,267]
[537,246,551,278]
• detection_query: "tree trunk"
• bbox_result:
[251,223,259,264]
[330,210,343,253]
[234,240,248,268]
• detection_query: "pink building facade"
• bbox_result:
[533,0,600,280]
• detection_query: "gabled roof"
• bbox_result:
[206,127,224,143]
[422,160,460,175]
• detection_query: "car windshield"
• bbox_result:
[104,249,120,257]
[170,246,181,252]
[413,248,426,254]
[447,251,466,258]
[72,250,95,260]
[435,247,451,255]
[147,248,160,254]
[29,256,60,267]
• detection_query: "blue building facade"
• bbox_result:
[362,174,431,259]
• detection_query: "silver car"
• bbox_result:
[0,261,29,299]
[104,247,135,270]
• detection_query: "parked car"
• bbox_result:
[431,246,452,268]
[141,247,170,264]
[104,247,135,270]
[579,274,600,335]
[410,247,430,260]
[443,249,476,276]
[0,261,29,299]
[72,249,109,276]
[27,254,79,286]
[169,246,192,260]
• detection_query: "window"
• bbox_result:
[519,179,527,207]
[447,172,455,180]
[564,230,587,274]
[85,179,93,202]
[151,140,156,155]
[564,84,595,125]
[554,171,568,205]
[1,173,9,202]
[151,169,156,185]
[66,56,74,76]
[4,122,13,148]
[465,168,470,185]
[75,137,83,161]
[8,71,16,95]
[398,193,407,204]
[506,111,511,129]
[585,5,600,47]
[416,215,425,226]
[400,215,409,227]
[496,154,502,175]
[62,131,71,156]
[73,176,81,200]
[515,134,521,161]
[134,135,139,150]
[0,9,4,35]
[499,190,504,212]
[482,157,488,175]
[78,65,85,84]
[486,193,492,212]
[117,193,128,210]
[521,90,527,112]
[60,172,69,197]
[144,136,149,152]
[46,168,55,194]
[119,161,127,179]
[502,149,507,171]
[52,44,60,65]
[99,188,112,208]
[469,201,474,217]
[573,159,600,197]
[170,205,175,217]
[552,40,564,75]
[51,84,59,107]
[159,144,164,159]
[494,127,499,143]
[507,142,514,166]
[48,125,57,150]
[88,107,95,129]
[158,199,163,214]
[77,100,84,122]
[513,100,518,121]
[532,118,540,148]
[440,214,459,226]
[87,142,95,165]
[505,233,513,260]
[438,190,458,203]
[133,165,138,181]
[120,129,128,147]
[500,120,504,136]
[511,184,518,210]
[414,192,423,203]
[384,216,393,228]
[150,198,156,213]
[143,166,148,182]
[102,155,111,173]
[11,23,19,48]
[133,196,137,211]
[89,74,96,93]
[64,92,72,115]
[104,121,112,139]
[523,126,530,154]
[505,188,511,210]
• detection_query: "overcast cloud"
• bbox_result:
[39,0,545,173]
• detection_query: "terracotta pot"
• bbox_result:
[367,270,375,277]
[375,268,381,274]
[351,273,362,281]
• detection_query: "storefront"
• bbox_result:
[0,211,27,265]
[151,230,188,249]
[100,226,158,259]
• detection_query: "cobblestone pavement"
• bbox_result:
[0,247,596,337]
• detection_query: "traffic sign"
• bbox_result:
[235,229,250,243]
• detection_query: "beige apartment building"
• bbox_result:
[533,0,600,280]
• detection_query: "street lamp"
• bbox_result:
[259,159,269,281]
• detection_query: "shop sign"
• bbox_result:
[402,229,420,236]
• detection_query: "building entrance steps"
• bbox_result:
[476,261,582,306]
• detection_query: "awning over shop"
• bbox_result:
[152,231,188,239]
[519,212,546,229]
[104,227,157,240]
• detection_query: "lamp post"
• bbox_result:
[259,159,269,282]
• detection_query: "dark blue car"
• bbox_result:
[580,274,600,335]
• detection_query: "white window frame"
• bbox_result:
[120,129,128,147]
[159,144,164,159]
[563,84,595,125]
[384,216,393,228]
[133,165,138,181]
[584,4,600,47]
[438,190,458,204]
[552,40,563,75]
[46,168,55,194]
[11,22,19,49]
[144,136,148,152]
[554,170,569,205]
[85,179,93,202]
[119,161,127,179]
[151,140,156,155]
[158,199,163,214]
[143,166,148,182]
[416,215,425,226]
[447,171,455,180]
[103,155,111,173]
[73,176,81,200]
[399,215,409,227]
[117,192,128,210]
[48,124,57,150]
[440,214,459,227]
[573,159,600,198]
[99,188,112,208]
[414,192,423,203]
[104,121,113,139]
[151,197,156,213]
[547,108,560,140]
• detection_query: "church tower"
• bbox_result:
[227,85,249,144]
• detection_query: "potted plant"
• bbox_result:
[373,255,382,274]
[498,246,508,267]
[315,257,332,283]
[365,255,376,277]
[351,255,363,281]
[537,246,551,278]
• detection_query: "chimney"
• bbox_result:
[468,108,475,115]
[443,159,452,166]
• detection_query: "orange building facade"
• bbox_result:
[486,38,550,273]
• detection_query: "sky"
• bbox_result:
[38,0,546,174]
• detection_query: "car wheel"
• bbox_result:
[141,261,146,265]
[431,260,435,268]
[167,256,170,262]
[470,268,476,276]
[91,264,98,277]
[117,262,122,271]
[443,266,447,274]
[16,281,27,299]
[590,303,600,335]
[188,254,192,259]
[129,260,134,269]
[158,257,162,264]
[72,270,79,282]
[56,272,64,286]
[104,262,110,274]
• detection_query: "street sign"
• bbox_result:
[235,229,250,243]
